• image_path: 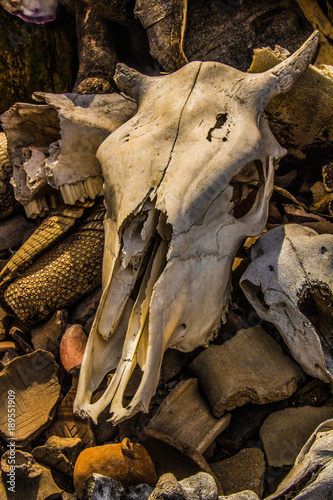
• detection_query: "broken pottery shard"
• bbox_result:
[31,309,68,355]
[0,349,60,445]
[210,448,266,498]
[60,324,87,373]
[74,438,157,498]
[0,214,34,253]
[45,375,95,448]
[82,474,154,500]
[148,472,218,500]
[146,378,231,454]
[1,450,64,499]
[74,32,319,426]
[32,436,84,476]
[260,406,333,467]
[189,326,303,418]
[266,419,333,500]
[240,224,333,385]
[1,93,137,215]
[248,43,333,164]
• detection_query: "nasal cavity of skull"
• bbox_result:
[298,283,333,350]
[242,281,270,315]
[231,160,261,219]
[206,113,228,142]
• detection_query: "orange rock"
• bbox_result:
[59,324,87,373]
[73,438,157,498]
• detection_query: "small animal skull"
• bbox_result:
[240,224,333,385]
[74,33,319,424]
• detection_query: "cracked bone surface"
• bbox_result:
[74,32,319,425]
[1,92,136,217]
[240,224,333,385]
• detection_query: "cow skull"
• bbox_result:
[240,224,333,385]
[74,32,319,424]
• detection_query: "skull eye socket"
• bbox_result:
[298,283,333,351]
[231,160,262,219]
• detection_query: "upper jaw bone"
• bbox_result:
[74,33,319,424]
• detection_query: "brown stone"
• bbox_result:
[31,309,68,356]
[32,436,84,476]
[260,406,333,466]
[189,326,303,417]
[146,378,231,454]
[210,448,266,497]
[0,214,34,252]
[70,286,102,325]
[73,438,157,498]
[0,350,61,445]
[60,324,87,373]
[45,375,95,448]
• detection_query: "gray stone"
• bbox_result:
[0,214,33,252]
[148,472,218,500]
[210,448,266,497]
[32,436,84,476]
[70,286,102,325]
[189,326,303,417]
[31,309,68,356]
[260,406,333,466]
[82,473,153,500]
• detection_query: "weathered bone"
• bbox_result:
[240,224,333,385]
[74,33,319,425]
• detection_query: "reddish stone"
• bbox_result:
[59,324,87,373]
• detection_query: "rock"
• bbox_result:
[161,349,191,383]
[0,348,19,370]
[260,406,333,466]
[148,472,218,500]
[0,214,33,252]
[31,309,68,356]
[0,350,61,446]
[82,474,153,500]
[74,438,157,498]
[45,375,95,448]
[146,378,230,454]
[210,448,266,497]
[1,449,64,499]
[9,326,34,353]
[189,326,303,417]
[60,324,87,373]
[70,286,102,325]
[32,436,85,476]
[218,493,261,500]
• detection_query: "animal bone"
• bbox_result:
[1,93,136,217]
[240,224,333,385]
[74,33,319,425]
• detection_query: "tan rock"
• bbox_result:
[59,324,87,373]
[210,448,266,497]
[0,350,61,445]
[32,436,84,476]
[73,438,157,498]
[31,309,67,356]
[260,405,333,466]
[189,326,303,417]
[146,378,231,454]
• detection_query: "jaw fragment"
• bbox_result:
[74,32,320,425]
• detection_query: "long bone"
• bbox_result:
[74,32,319,424]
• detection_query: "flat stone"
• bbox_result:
[1,450,64,499]
[148,472,218,500]
[60,324,87,373]
[210,448,266,497]
[45,375,95,448]
[189,326,303,417]
[0,349,61,445]
[32,436,84,476]
[218,493,260,500]
[260,406,333,466]
[146,378,231,454]
[82,474,153,500]
[0,214,33,252]
[31,309,68,356]
[74,438,157,498]
[0,348,19,370]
